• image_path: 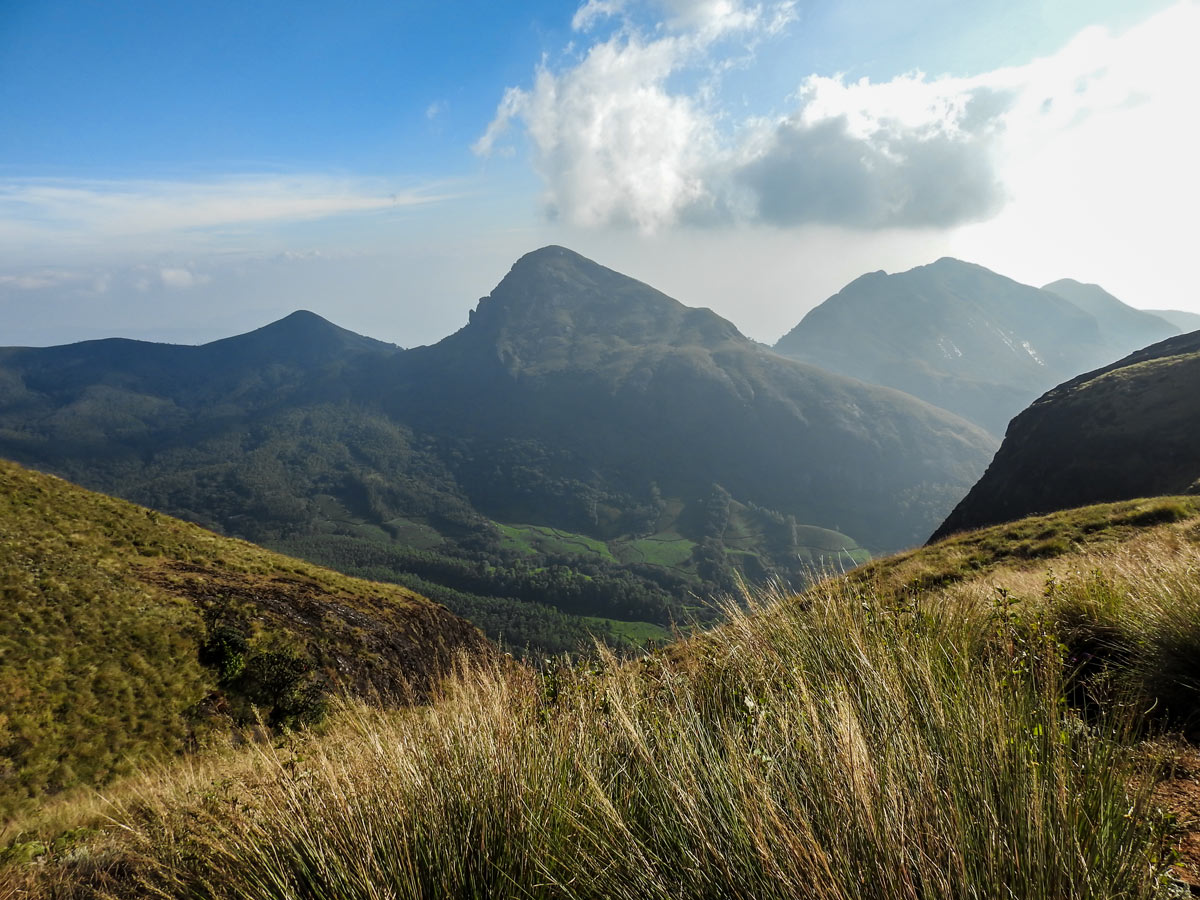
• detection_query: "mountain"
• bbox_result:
[0,459,487,818]
[1040,279,1177,353]
[773,258,1180,437]
[0,308,400,407]
[930,330,1200,541]
[1147,308,1200,332]
[0,247,997,650]
[385,246,996,551]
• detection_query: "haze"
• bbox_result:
[1,0,1194,347]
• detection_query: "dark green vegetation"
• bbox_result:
[932,330,1200,541]
[0,459,488,820]
[774,258,1179,436]
[0,246,995,651]
[14,497,1200,898]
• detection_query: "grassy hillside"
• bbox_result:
[0,459,488,821]
[10,496,1200,897]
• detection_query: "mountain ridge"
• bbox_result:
[930,329,1200,541]
[1147,308,1200,332]
[773,257,1179,437]
[1040,279,1177,356]
[386,246,996,550]
[0,246,998,652]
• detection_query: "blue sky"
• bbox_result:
[1,0,1194,346]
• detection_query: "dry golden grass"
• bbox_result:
[9,497,1200,899]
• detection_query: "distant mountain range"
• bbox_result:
[381,247,994,550]
[6,245,1193,648]
[1147,308,1200,332]
[1039,278,1180,351]
[0,247,996,650]
[931,330,1200,541]
[774,259,1181,437]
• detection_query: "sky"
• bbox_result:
[1,0,1196,347]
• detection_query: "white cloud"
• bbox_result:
[477,35,718,232]
[0,269,86,290]
[572,0,779,36]
[479,0,1198,235]
[476,0,797,232]
[657,0,764,37]
[0,174,449,250]
[732,79,1011,227]
[472,87,529,158]
[159,266,210,289]
[572,0,627,31]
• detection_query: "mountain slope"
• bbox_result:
[0,248,997,652]
[1041,279,1177,354]
[930,331,1200,541]
[0,459,487,818]
[774,258,1179,436]
[0,309,400,402]
[388,246,997,551]
[1147,308,1200,332]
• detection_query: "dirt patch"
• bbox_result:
[1155,745,1200,890]
[140,560,491,703]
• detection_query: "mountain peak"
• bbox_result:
[1043,277,1088,290]
[239,309,349,340]
[275,308,333,327]
[1041,279,1178,348]
[921,257,1008,280]
[773,256,1110,436]
[448,246,745,369]
[511,244,584,266]
[202,310,399,363]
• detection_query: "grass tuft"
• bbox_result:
[11,575,1178,899]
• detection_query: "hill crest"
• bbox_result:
[0,458,488,817]
[199,309,400,363]
[930,330,1200,541]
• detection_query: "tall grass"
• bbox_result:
[33,574,1173,900]
[1033,532,1200,734]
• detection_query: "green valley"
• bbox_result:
[0,248,993,653]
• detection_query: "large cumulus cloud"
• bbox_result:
[734,84,1012,228]
[475,0,1190,234]
[474,36,717,231]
